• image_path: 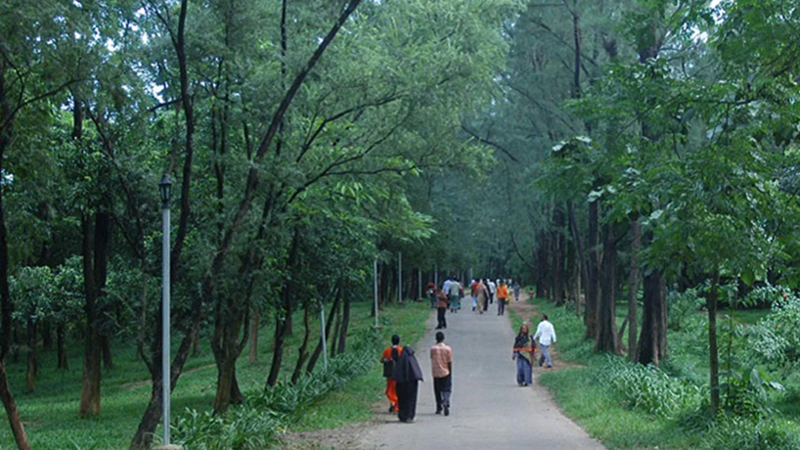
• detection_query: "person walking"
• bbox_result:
[487,279,496,307]
[512,324,535,386]
[447,276,461,313]
[430,331,453,416]
[380,335,403,412]
[476,279,489,314]
[393,345,424,423]
[533,314,557,368]
[513,281,521,302]
[435,288,448,329]
[496,281,508,316]
[426,282,437,308]
[470,279,479,311]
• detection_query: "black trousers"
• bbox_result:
[397,381,419,421]
[434,374,452,410]
[437,307,447,328]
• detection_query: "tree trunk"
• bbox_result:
[628,218,640,362]
[130,378,164,450]
[584,199,600,340]
[248,308,259,364]
[535,229,549,299]
[0,363,30,450]
[79,212,109,417]
[57,323,68,369]
[26,316,36,391]
[337,291,351,355]
[596,221,620,353]
[553,204,566,306]
[42,321,52,351]
[291,305,311,384]
[267,229,301,387]
[102,335,113,370]
[708,269,720,415]
[636,268,666,366]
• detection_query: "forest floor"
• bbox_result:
[354,294,603,450]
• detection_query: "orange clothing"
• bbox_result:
[385,378,398,408]
[381,345,403,367]
[497,284,509,300]
[381,345,403,408]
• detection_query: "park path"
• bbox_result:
[356,296,604,450]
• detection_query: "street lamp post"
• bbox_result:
[159,175,172,447]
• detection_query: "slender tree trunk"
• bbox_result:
[79,213,107,417]
[291,305,311,384]
[57,323,68,369]
[267,229,301,387]
[0,363,30,450]
[26,317,36,391]
[553,204,566,306]
[596,221,620,353]
[535,230,549,299]
[708,269,720,415]
[102,335,113,370]
[584,199,600,340]
[337,291,351,354]
[628,218,640,362]
[248,308,259,364]
[42,321,52,351]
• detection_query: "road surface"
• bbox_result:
[357,302,604,450]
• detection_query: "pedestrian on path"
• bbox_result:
[513,281,521,302]
[447,276,462,313]
[512,324,535,386]
[487,279,496,307]
[381,335,403,412]
[496,281,508,316]
[533,314,557,368]
[470,279,480,311]
[426,282,437,308]
[436,288,448,329]
[392,345,424,423]
[430,331,453,416]
[476,279,489,314]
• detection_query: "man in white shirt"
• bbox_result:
[487,279,496,306]
[533,314,556,368]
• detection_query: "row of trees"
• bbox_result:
[466,0,800,416]
[0,0,517,448]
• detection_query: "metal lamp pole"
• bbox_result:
[159,175,172,446]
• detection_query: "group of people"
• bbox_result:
[381,332,453,423]
[383,279,557,423]
[426,276,522,331]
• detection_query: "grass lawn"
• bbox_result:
[0,300,431,448]
[523,292,800,449]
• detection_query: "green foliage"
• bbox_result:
[667,288,704,331]
[600,355,703,418]
[172,328,381,448]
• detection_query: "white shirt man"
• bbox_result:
[533,315,556,368]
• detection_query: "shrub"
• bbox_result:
[706,417,800,450]
[172,326,381,449]
[600,356,703,418]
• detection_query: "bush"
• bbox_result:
[600,356,703,418]
[706,417,800,450]
[172,327,380,449]
[668,288,704,331]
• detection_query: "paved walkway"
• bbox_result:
[357,301,604,450]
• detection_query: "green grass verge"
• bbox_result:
[524,294,800,449]
[0,300,431,448]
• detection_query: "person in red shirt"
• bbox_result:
[470,279,480,311]
[381,335,403,413]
